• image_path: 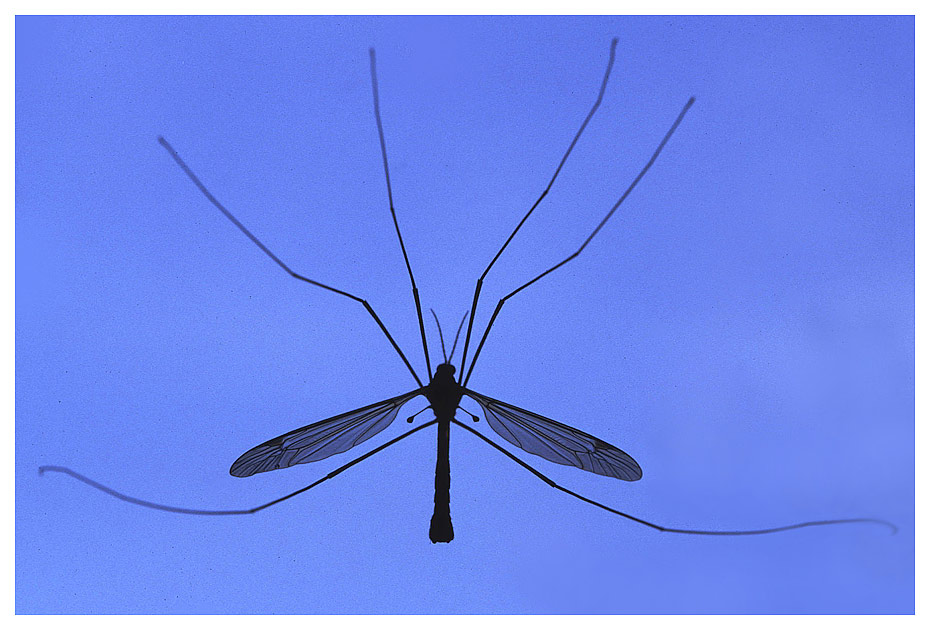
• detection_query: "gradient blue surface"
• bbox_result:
[16,16,913,613]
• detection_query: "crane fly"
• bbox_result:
[40,39,896,542]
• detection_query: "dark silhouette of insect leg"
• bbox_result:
[157,136,423,388]
[39,420,438,517]
[458,38,620,383]
[463,97,696,387]
[451,420,897,536]
[369,48,432,378]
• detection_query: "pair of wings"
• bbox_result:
[229,389,642,482]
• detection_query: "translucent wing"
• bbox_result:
[465,389,642,481]
[230,390,422,477]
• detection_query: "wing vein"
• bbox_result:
[466,389,642,481]
[230,390,422,477]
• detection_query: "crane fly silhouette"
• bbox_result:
[40,39,896,543]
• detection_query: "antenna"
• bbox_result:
[448,311,468,361]
[430,309,448,363]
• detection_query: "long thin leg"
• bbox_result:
[369,48,432,378]
[458,38,620,383]
[463,97,696,387]
[158,137,423,388]
[451,420,897,536]
[39,420,438,516]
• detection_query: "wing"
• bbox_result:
[465,389,642,481]
[230,390,423,477]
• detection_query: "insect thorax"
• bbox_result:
[426,363,462,418]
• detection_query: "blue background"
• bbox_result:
[16,16,913,613]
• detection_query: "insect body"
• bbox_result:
[424,363,462,543]
[222,355,642,543]
[40,39,895,541]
